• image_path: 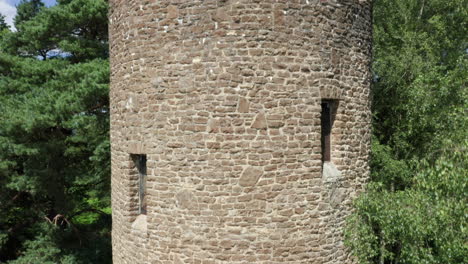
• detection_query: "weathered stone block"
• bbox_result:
[251,112,268,129]
[239,167,263,187]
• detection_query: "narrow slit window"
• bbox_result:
[132,154,147,215]
[321,100,334,162]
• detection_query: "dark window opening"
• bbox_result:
[321,100,336,162]
[131,154,147,215]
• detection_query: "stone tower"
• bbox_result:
[109,0,372,263]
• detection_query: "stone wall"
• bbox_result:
[109,0,372,263]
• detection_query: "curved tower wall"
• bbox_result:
[109,0,372,263]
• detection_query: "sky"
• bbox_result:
[1,0,57,28]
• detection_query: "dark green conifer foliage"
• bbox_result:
[0,15,9,31]
[345,0,467,263]
[0,1,111,263]
[13,0,45,29]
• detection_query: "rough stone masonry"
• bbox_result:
[109,0,372,263]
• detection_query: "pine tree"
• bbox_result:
[13,0,45,29]
[0,14,9,31]
[0,1,111,263]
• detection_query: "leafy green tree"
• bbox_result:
[345,0,467,263]
[13,0,45,29]
[372,0,466,161]
[0,1,111,263]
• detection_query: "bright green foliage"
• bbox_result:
[347,149,467,264]
[0,1,110,263]
[345,0,468,263]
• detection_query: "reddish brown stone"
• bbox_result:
[166,5,178,20]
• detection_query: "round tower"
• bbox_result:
[109,0,372,263]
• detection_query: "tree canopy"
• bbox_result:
[13,0,45,28]
[0,1,111,263]
[345,0,467,263]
